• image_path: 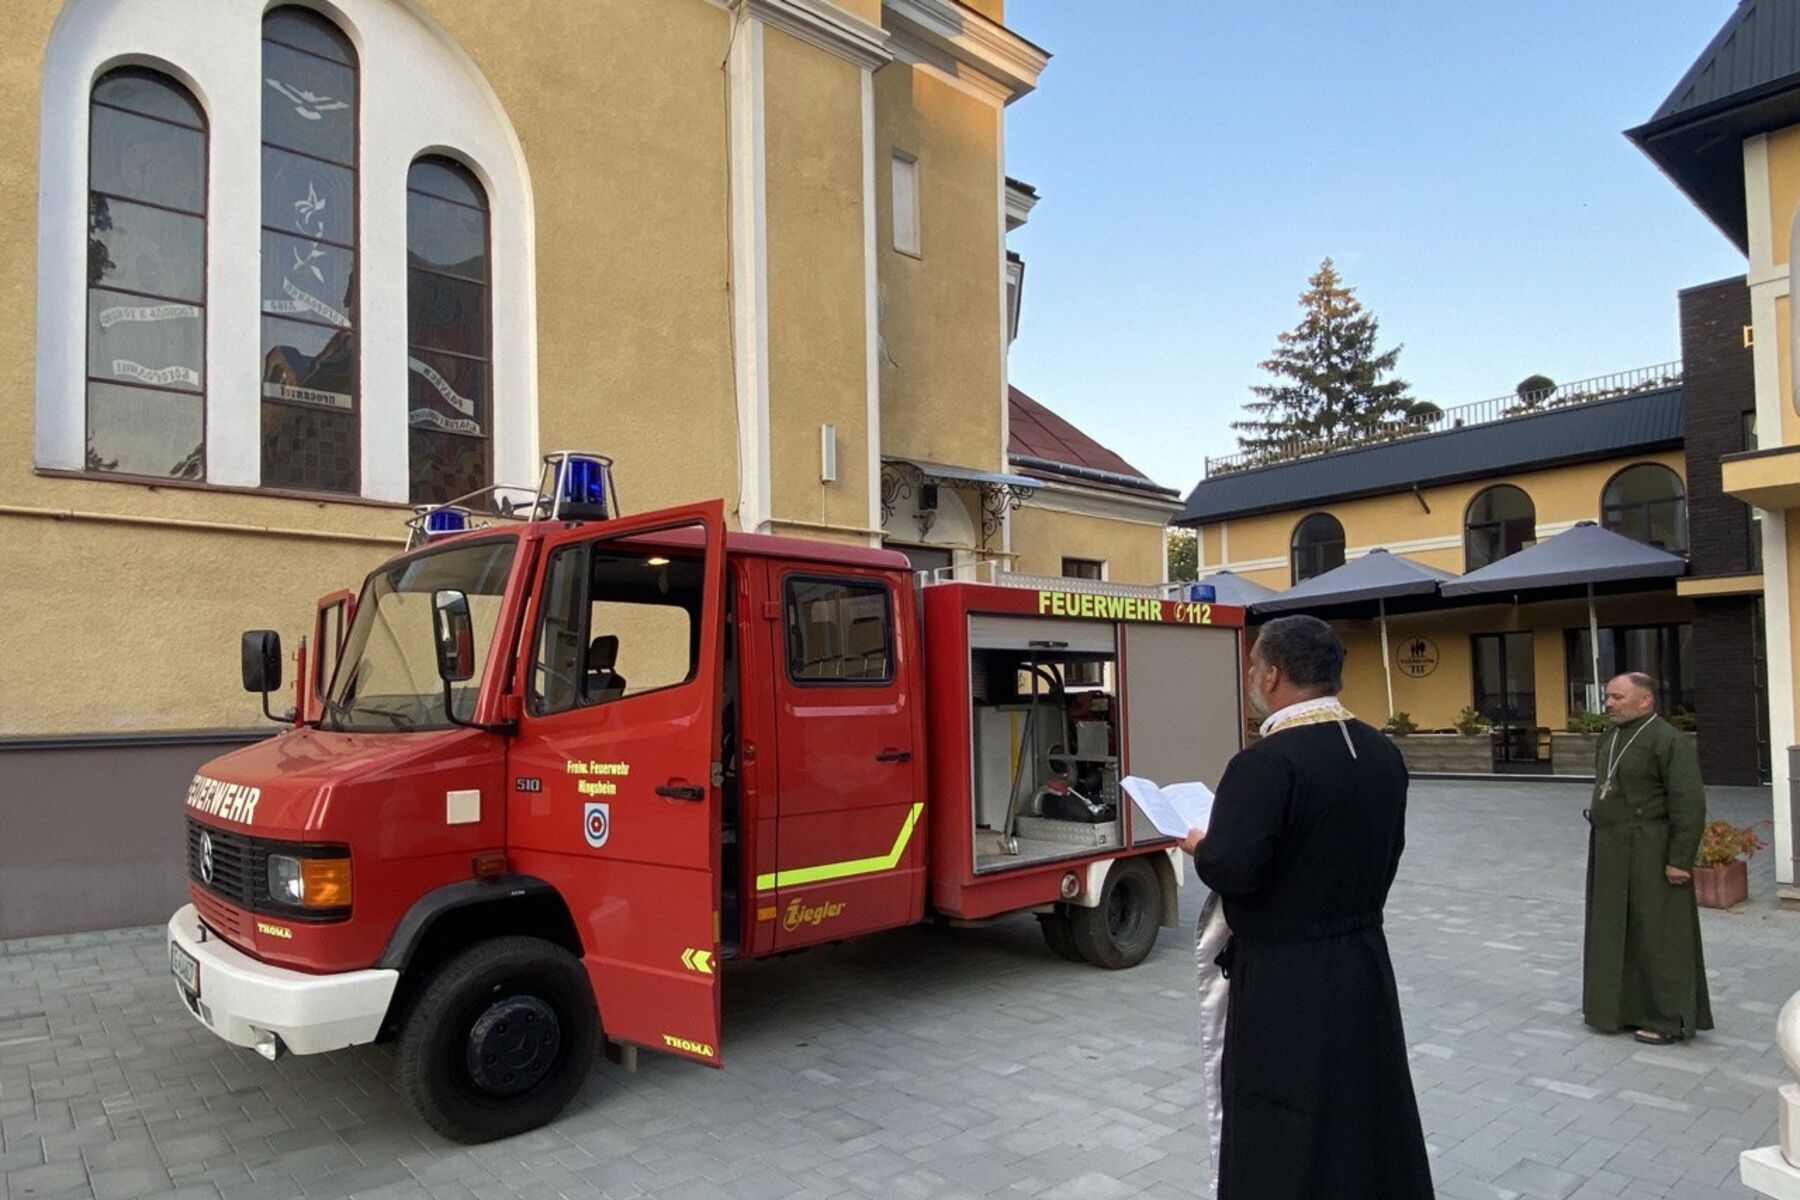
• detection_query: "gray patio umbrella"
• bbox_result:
[1440,521,1686,711]
[1253,549,1458,719]
[1194,570,1280,609]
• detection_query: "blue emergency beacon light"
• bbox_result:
[539,451,618,522]
[1184,582,1217,603]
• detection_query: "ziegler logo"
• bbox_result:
[256,921,293,940]
[662,1035,716,1058]
[783,898,847,931]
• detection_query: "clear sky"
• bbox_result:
[1002,1,1748,497]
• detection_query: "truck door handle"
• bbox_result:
[656,784,705,801]
[875,748,912,763]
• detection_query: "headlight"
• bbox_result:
[266,854,352,909]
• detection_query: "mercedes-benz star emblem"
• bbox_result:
[199,831,215,886]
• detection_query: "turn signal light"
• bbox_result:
[298,857,353,908]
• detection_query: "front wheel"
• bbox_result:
[396,936,599,1143]
[1070,857,1160,969]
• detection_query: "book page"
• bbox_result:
[1121,775,1216,839]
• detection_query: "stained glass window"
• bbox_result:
[86,69,206,479]
[407,156,491,505]
[259,7,359,493]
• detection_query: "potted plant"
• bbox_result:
[1552,710,1611,776]
[1388,708,1491,774]
[1693,820,1766,910]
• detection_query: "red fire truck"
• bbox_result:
[168,454,1245,1142]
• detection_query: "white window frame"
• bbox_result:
[890,150,920,258]
[37,0,538,503]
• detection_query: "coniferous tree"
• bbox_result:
[1232,258,1415,458]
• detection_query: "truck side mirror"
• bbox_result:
[242,630,293,724]
[242,630,283,693]
[433,590,476,683]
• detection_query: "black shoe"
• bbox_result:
[1634,1029,1677,1045]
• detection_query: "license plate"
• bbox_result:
[170,943,199,997]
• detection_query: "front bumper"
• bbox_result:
[166,904,398,1055]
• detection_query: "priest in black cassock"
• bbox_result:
[1180,615,1434,1200]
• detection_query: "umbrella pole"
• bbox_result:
[1587,583,1601,713]
[1379,597,1395,720]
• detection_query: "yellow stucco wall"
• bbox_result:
[1198,450,1688,589]
[1010,505,1167,585]
[874,59,1004,472]
[1767,125,1800,270]
[762,27,873,535]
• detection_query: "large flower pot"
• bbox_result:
[1551,732,1604,775]
[1387,733,1492,774]
[1693,859,1749,910]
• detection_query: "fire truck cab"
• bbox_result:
[168,454,1245,1142]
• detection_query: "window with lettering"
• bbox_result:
[85,68,207,479]
[407,157,492,504]
[259,6,359,493]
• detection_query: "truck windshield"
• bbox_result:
[325,539,517,732]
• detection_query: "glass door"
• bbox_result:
[1472,632,1538,769]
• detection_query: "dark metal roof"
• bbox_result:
[1439,522,1686,597]
[1176,386,1683,526]
[1628,0,1800,251]
[1252,549,1456,615]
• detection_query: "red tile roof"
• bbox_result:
[1007,385,1164,492]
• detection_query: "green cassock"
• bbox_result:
[1582,713,1714,1039]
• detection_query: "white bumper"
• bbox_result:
[166,904,398,1056]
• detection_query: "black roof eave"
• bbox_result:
[1627,76,1800,253]
[1173,436,1682,527]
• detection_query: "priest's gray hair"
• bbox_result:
[1254,615,1345,694]
[1623,671,1659,701]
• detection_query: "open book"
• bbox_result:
[1120,776,1217,840]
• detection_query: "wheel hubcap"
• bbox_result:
[1107,880,1144,941]
[465,994,561,1095]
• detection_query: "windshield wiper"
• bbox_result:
[344,704,417,730]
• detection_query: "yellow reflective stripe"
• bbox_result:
[754,801,924,891]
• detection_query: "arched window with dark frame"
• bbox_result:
[1464,484,1536,571]
[85,67,207,479]
[1601,463,1687,554]
[258,5,359,494]
[1290,513,1345,584]
[406,156,492,504]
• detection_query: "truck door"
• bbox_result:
[304,589,355,724]
[766,567,925,950]
[506,502,727,1066]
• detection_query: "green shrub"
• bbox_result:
[1452,706,1493,736]
[1567,710,1611,734]
[1383,711,1417,737]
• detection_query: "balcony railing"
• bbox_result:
[1203,362,1682,478]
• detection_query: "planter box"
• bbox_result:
[1552,729,1700,776]
[1694,859,1749,910]
[1552,732,1603,776]
[1388,733,1492,774]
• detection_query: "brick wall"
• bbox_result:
[1678,276,1767,784]
[1692,596,1767,785]
[1678,277,1756,578]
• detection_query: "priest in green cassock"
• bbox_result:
[1582,671,1713,1045]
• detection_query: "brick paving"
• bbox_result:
[0,780,1791,1199]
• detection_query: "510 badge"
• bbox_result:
[583,802,610,849]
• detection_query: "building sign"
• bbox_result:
[1396,636,1440,678]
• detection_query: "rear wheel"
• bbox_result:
[1070,857,1160,969]
[1038,909,1084,962]
[396,936,599,1143]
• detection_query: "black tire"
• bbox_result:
[395,936,599,1143]
[1038,909,1085,962]
[1070,856,1161,969]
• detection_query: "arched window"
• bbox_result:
[1601,464,1687,553]
[1465,484,1536,571]
[1291,513,1345,584]
[86,68,206,479]
[407,156,491,504]
[258,6,359,493]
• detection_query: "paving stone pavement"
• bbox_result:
[0,780,1790,1200]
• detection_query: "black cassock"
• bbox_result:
[1191,718,1434,1200]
